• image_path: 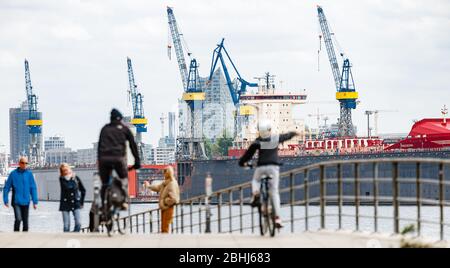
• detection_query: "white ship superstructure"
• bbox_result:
[235,74,307,148]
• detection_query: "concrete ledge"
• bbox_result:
[0,230,447,248]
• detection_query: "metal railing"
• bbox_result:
[82,158,450,241]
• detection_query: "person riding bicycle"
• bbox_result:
[238,119,299,228]
[97,108,141,212]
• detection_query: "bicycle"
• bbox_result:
[92,169,131,237]
[245,162,279,237]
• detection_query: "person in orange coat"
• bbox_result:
[143,166,180,233]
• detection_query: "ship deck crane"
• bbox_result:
[127,57,147,162]
[317,5,358,137]
[167,6,206,160]
[24,59,43,166]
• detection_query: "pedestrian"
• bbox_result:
[2,156,38,232]
[59,163,86,232]
[143,166,180,233]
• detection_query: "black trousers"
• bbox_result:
[98,159,128,207]
[13,205,29,232]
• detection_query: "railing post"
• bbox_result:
[439,163,445,241]
[305,169,309,232]
[149,211,153,233]
[181,205,184,234]
[198,198,202,233]
[218,193,222,233]
[205,174,212,233]
[175,204,179,233]
[229,190,233,233]
[240,187,244,233]
[251,204,255,233]
[290,172,295,233]
[416,162,421,237]
[355,163,360,232]
[130,215,133,234]
[157,209,160,233]
[320,165,325,230]
[190,201,193,234]
[143,212,146,233]
[373,162,379,233]
[337,164,343,230]
[392,162,399,234]
[136,215,139,233]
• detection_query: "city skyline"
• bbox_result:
[1,0,449,152]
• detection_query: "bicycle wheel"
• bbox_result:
[266,193,276,237]
[258,199,268,236]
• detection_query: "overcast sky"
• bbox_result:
[0,0,449,152]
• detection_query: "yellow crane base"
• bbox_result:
[182,92,206,101]
[239,105,255,116]
[131,118,148,125]
[336,92,358,100]
[26,120,43,126]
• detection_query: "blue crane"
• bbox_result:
[317,5,358,137]
[208,38,258,106]
[127,57,147,162]
[24,59,42,164]
[127,57,147,133]
[167,6,206,159]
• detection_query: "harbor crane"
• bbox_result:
[167,6,206,160]
[24,59,43,166]
[317,5,358,137]
[127,57,147,162]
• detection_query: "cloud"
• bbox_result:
[51,23,92,41]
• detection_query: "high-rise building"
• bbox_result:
[142,143,155,164]
[201,68,236,141]
[44,136,65,151]
[154,146,175,165]
[9,101,43,162]
[168,112,176,140]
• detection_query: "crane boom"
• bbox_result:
[209,38,258,106]
[167,6,189,90]
[317,6,341,91]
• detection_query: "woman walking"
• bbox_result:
[59,163,86,232]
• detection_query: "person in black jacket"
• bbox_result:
[97,108,141,211]
[59,163,86,232]
[238,119,299,228]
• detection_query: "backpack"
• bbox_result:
[108,178,126,208]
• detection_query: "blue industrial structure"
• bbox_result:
[208,38,258,106]
[317,6,358,137]
[127,57,147,133]
[167,7,206,160]
[24,59,43,164]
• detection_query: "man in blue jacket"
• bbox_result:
[3,157,38,232]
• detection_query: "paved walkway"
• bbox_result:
[0,230,447,248]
